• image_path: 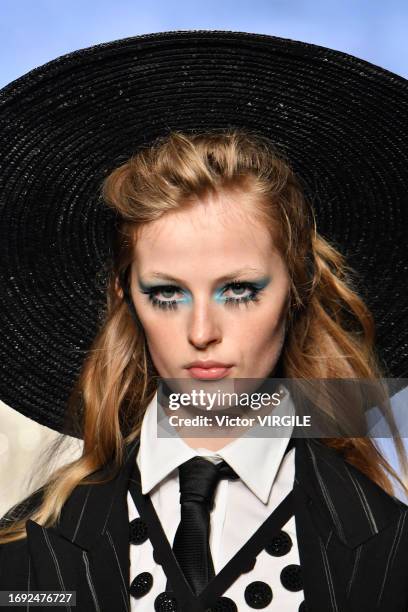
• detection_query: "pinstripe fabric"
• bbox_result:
[82,550,101,612]
[1,438,408,611]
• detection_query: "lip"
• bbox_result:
[185,360,233,369]
[185,361,234,380]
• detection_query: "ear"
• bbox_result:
[114,275,124,300]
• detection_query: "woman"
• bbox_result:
[0,31,408,612]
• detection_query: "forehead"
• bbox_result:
[133,192,277,272]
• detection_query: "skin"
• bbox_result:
[122,190,291,450]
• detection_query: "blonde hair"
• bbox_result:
[1,128,406,543]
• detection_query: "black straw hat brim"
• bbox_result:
[0,30,407,434]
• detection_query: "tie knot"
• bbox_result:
[178,457,238,508]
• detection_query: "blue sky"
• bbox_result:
[1,0,408,87]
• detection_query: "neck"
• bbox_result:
[182,436,236,452]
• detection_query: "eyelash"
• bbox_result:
[141,281,264,311]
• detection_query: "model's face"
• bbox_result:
[128,191,291,380]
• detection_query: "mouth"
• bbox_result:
[185,362,234,380]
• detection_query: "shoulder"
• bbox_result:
[0,490,44,589]
[0,446,130,578]
[310,438,408,507]
[296,438,408,547]
[0,487,45,549]
[0,486,45,530]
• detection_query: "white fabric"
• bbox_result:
[128,390,305,610]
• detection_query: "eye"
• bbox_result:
[223,282,253,299]
[220,281,263,307]
[155,287,178,300]
[141,284,186,310]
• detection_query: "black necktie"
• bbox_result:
[166,456,239,596]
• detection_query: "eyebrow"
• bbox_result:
[142,267,265,285]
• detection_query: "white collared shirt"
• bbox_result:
[128,390,305,610]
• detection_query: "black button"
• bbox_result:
[299,601,308,612]
[244,581,273,609]
[265,530,292,557]
[129,517,149,544]
[154,590,178,612]
[280,564,303,592]
[129,571,153,598]
[206,596,238,611]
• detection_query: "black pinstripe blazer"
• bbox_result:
[1,438,408,612]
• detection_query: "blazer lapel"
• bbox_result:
[26,439,141,612]
[294,438,403,612]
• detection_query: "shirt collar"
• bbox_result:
[137,387,294,504]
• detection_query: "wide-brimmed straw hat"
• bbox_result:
[0,30,407,436]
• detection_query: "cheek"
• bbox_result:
[142,323,177,377]
[233,304,287,359]
[139,314,179,348]
[237,302,286,338]
[134,305,183,370]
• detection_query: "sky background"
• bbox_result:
[1,0,408,87]
[1,1,407,497]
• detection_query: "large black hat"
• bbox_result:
[1,30,407,435]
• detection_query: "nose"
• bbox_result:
[187,297,222,349]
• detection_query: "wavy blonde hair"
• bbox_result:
[1,128,407,544]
